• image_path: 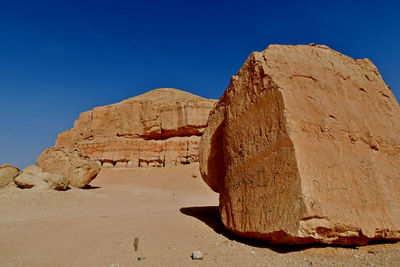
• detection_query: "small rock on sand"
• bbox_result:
[191,250,203,260]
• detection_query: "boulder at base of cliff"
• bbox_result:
[200,44,400,245]
[37,172,69,191]
[36,147,100,188]
[14,173,47,189]
[0,164,20,187]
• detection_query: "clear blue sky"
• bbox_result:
[1,0,399,169]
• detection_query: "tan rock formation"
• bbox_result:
[14,173,47,189]
[23,165,42,175]
[37,172,70,191]
[55,88,216,167]
[36,147,100,188]
[0,164,20,187]
[200,44,400,245]
[14,171,69,191]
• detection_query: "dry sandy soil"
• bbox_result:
[1,163,400,266]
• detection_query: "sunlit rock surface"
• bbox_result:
[200,44,400,245]
[56,88,217,167]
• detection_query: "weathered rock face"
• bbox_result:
[37,172,70,191]
[0,164,20,187]
[56,88,217,167]
[23,165,42,175]
[36,147,100,188]
[14,171,69,191]
[14,173,47,189]
[200,44,400,245]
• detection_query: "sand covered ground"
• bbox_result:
[1,163,400,266]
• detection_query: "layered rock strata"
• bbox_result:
[56,88,217,167]
[200,44,400,245]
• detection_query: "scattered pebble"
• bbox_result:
[191,250,203,260]
[137,256,146,261]
[250,250,256,255]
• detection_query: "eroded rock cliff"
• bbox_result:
[200,44,400,245]
[56,88,217,167]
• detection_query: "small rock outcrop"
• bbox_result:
[14,170,69,191]
[37,172,69,191]
[191,251,203,260]
[55,88,217,167]
[36,147,100,188]
[200,44,400,245]
[0,164,20,187]
[14,173,47,189]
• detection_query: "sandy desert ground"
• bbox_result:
[1,163,400,266]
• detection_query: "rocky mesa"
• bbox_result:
[200,44,400,245]
[56,88,217,167]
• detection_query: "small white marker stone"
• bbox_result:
[191,250,203,260]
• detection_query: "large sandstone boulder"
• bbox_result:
[200,44,400,245]
[36,147,100,188]
[0,164,20,187]
[55,88,216,167]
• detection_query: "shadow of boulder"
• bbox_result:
[81,185,101,190]
[179,206,362,253]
